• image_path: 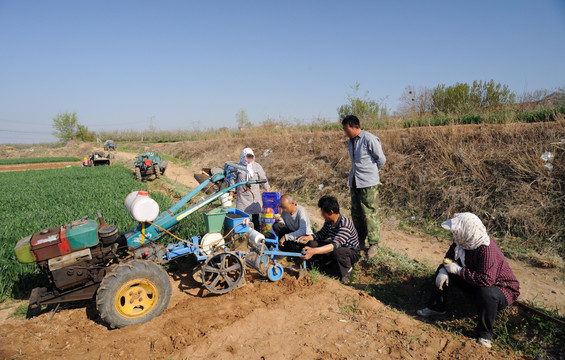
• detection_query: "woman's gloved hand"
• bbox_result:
[443,260,462,276]
[435,268,449,290]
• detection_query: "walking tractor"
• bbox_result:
[14,161,305,328]
[134,152,168,181]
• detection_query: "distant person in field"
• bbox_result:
[298,195,360,283]
[229,147,270,230]
[342,115,386,258]
[417,213,520,349]
[273,194,313,253]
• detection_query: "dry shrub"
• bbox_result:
[154,121,565,258]
[380,121,565,257]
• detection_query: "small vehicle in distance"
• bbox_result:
[134,152,167,181]
[104,140,117,151]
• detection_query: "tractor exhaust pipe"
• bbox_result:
[97,211,106,227]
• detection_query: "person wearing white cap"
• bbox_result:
[417,212,520,348]
[229,147,270,230]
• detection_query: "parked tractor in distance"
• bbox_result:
[86,152,112,166]
[134,152,167,181]
[104,140,117,151]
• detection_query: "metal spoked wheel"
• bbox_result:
[201,251,244,294]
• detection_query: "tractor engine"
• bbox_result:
[14,216,124,306]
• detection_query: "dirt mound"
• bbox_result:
[0,269,516,360]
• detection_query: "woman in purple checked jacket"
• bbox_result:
[417,212,520,349]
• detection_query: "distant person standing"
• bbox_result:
[342,115,386,258]
[229,147,270,230]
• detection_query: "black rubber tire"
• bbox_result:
[96,260,172,329]
[160,162,168,175]
[135,167,142,182]
[154,164,160,179]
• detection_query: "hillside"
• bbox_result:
[145,120,565,258]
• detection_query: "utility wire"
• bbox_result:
[0,129,48,134]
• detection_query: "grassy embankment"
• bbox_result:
[141,119,564,262]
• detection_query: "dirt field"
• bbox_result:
[0,268,520,360]
[0,147,563,359]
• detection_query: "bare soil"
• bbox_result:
[0,162,80,172]
[0,271,520,360]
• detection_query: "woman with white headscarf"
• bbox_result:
[229,147,270,230]
[417,213,520,349]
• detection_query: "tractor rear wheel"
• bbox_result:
[96,260,172,328]
[154,164,160,179]
[135,167,142,182]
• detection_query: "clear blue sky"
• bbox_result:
[1,0,564,143]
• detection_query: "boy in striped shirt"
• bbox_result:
[298,195,361,283]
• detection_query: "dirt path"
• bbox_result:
[0,162,80,172]
[110,149,202,189]
[381,229,565,312]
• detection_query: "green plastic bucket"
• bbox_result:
[204,208,227,233]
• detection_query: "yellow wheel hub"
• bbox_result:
[114,279,159,318]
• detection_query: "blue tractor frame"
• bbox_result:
[127,161,306,292]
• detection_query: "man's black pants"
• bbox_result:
[273,221,304,253]
[427,270,508,340]
[306,240,360,280]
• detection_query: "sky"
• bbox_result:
[0,1,564,144]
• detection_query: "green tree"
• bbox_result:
[337,82,386,121]
[52,112,94,142]
[52,112,78,141]
[432,80,514,115]
[76,124,95,141]
[236,108,251,128]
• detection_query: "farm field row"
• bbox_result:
[0,157,80,165]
